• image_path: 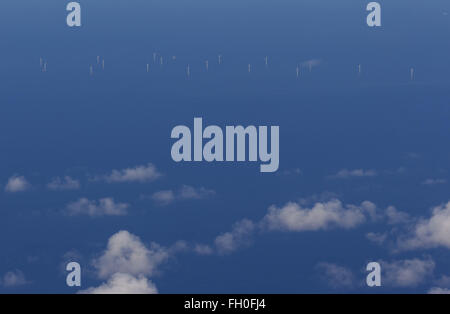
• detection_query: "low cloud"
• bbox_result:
[198,198,379,255]
[385,206,411,225]
[316,263,355,289]
[66,198,129,217]
[366,232,388,245]
[263,199,376,232]
[47,176,80,191]
[94,163,162,184]
[215,219,256,255]
[194,244,214,256]
[329,169,377,179]
[79,273,157,294]
[80,230,170,294]
[428,287,450,294]
[397,202,450,250]
[434,275,450,288]
[93,231,169,280]
[422,178,447,186]
[151,190,176,206]
[179,185,216,200]
[381,258,435,288]
[0,270,29,287]
[150,185,215,206]
[5,175,31,193]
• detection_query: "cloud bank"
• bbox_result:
[66,198,129,217]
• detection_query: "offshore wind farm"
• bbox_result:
[35,52,433,86]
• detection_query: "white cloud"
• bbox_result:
[385,206,411,225]
[428,287,450,294]
[297,192,341,206]
[201,199,380,255]
[434,275,450,288]
[398,202,450,250]
[66,198,129,217]
[179,185,215,200]
[151,185,215,206]
[215,219,255,254]
[79,273,157,294]
[263,199,375,232]
[422,178,447,186]
[384,167,407,175]
[151,190,176,205]
[1,270,28,287]
[329,169,377,179]
[98,163,162,183]
[316,263,355,289]
[93,230,169,279]
[169,241,190,254]
[47,176,80,191]
[81,231,170,294]
[381,258,435,288]
[5,175,30,193]
[194,244,214,256]
[366,232,388,245]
